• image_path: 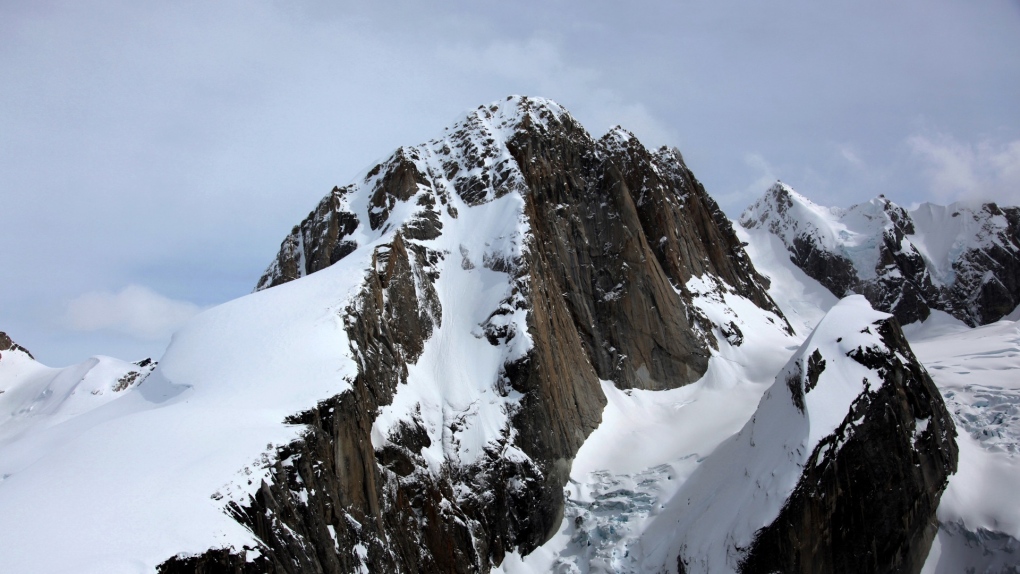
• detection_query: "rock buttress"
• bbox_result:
[739,316,958,574]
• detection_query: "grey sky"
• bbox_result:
[2,0,1018,365]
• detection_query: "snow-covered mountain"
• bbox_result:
[3,97,1009,573]
[740,182,1020,326]
[235,95,800,572]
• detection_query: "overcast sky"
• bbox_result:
[2,0,1019,365]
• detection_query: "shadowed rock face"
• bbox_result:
[161,97,786,573]
[738,316,958,574]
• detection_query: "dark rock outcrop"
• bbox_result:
[255,186,360,291]
[739,313,958,574]
[0,331,33,361]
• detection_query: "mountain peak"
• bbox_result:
[741,183,1020,326]
[0,96,981,573]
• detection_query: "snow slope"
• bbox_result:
[1,98,1013,573]
[739,182,898,281]
[501,214,1018,573]
[736,225,838,336]
[910,318,1020,573]
[0,176,534,574]
[741,182,1020,327]
[741,183,1014,289]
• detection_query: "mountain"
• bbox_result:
[0,97,971,573]
[738,211,1020,574]
[739,182,1020,327]
[0,332,156,455]
[230,95,793,572]
[0,331,33,359]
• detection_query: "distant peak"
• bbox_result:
[740,182,819,223]
[598,125,643,156]
[765,181,808,203]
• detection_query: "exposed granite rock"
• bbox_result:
[739,315,958,574]
[159,548,270,574]
[255,186,360,291]
[949,203,1020,325]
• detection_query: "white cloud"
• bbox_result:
[433,35,677,147]
[908,134,1020,204]
[65,285,203,341]
[711,153,781,212]
[745,153,780,199]
[837,144,866,169]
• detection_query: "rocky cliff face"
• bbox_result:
[740,182,1020,326]
[162,96,786,572]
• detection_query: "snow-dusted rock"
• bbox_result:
[0,331,33,360]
